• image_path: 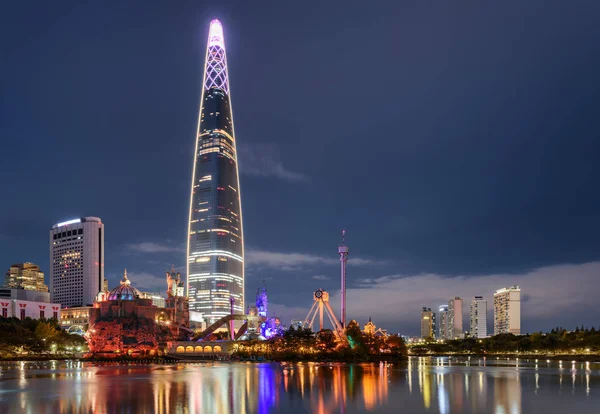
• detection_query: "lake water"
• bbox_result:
[0,357,598,413]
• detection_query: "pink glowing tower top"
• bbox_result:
[208,19,225,48]
[204,19,229,94]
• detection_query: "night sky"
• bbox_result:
[2,1,600,335]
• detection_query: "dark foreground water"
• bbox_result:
[0,357,599,413]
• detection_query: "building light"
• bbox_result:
[55,219,81,227]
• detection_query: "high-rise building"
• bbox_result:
[448,297,464,339]
[50,217,104,307]
[0,288,60,320]
[4,262,48,292]
[438,304,449,340]
[494,286,521,335]
[470,296,488,338]
[420,307,436,339]
[186,20,244,323]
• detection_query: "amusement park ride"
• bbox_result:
[194,231,352,345]
[302,231,350,344]
[303,289,346,341]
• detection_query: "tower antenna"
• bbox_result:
[338,230,349,328]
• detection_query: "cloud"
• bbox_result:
[268,303,311,325]
[265,261,600,335]
[238,143,307,181]
[245,248,374,270]
[325,261,600,335]
[126,242,184,254]
[121,271,167,293]
[312,275,330,281]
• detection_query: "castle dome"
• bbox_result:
[107,269,141,301]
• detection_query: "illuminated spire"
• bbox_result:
[121,269,130,286]
[204,19,229,94]
[208,19,224,48]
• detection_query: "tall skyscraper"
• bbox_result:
[470,296,488,338]
[50,217,104,307]
[4,262,48,292]
[438,304,449,340]
[187,20,244,323]
[494,286,521,335]
[420,307,436,339]
[448,297,464,339]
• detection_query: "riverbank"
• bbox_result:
[4,352,600,364]
[415,353,600,362]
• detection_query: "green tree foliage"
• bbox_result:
[386,335,408,355]
[35,322,60,341]
[316,329,337,352]
[235,324,408,362]
[411,325,600,355]
[0,317,86,358]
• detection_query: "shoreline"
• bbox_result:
[411,353,600,362]
[3,353,600,363]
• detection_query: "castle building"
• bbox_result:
[86,270,189,355]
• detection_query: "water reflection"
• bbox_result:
[0,357,598,413]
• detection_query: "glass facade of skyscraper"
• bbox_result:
[187,20,244,323]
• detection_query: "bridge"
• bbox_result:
[193,314,263,341]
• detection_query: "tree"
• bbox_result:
[316,329,337,352]
[386,335,407,355]
[35,322,59,342]
[345,321,364,349]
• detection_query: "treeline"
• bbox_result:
[234,322,407,362]
[413,326,600,355]
[0,317,87,358]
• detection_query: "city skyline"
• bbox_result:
[2,2,600,334]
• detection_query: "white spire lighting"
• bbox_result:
[204,19,229,94]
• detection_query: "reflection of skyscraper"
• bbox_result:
[470,296,488,338]
[494,286,521,335]
[448,297,463,339]
[186,20,244,323]
[494,374,522,414]
[438,305,449,340]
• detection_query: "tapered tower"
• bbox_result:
[187,20,244,323]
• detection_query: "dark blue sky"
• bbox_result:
[2,1,600,334]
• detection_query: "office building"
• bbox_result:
[0,287,50,303]
[142,292,166,308]
[470,296,488,338]
[421,307,436,339]
[50,217,104,307]
[494,286,521,335]
[438,304,449,340]
[186,20,244,323]
[0,288,60,320]
[60,306,92,334]
[448,297,464,339]
[4,262,48,292]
